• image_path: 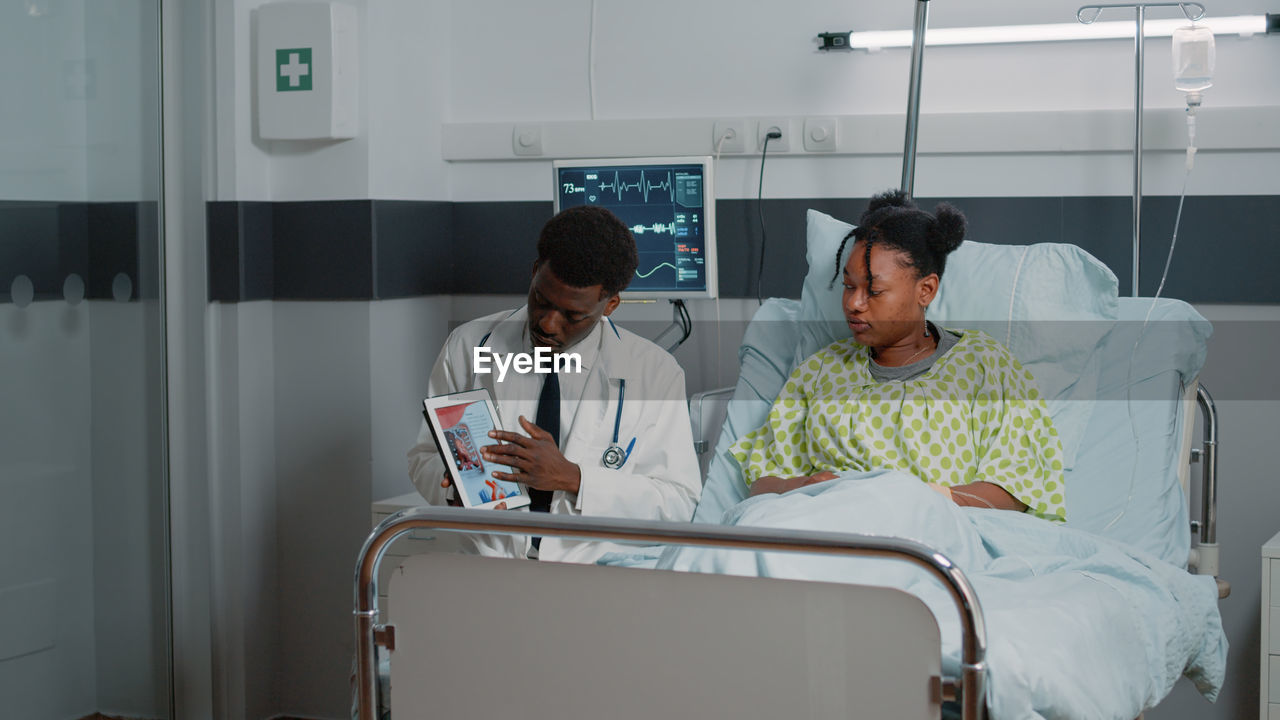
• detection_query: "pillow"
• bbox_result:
[796,209,1121,469]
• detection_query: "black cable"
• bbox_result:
[673,299,691,343]
[756,131,780,305]
[665,299,692,349]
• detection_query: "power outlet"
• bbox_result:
[757,118,790,153]
[712,120,746,153]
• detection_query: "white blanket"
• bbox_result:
[647,471,1227,720]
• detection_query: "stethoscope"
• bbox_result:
[600,378,635,470]
[480,312,634,470]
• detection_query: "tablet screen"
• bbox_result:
[425,391,530,509]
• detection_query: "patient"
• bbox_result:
[733,190,1066,522]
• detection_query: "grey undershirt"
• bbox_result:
[867,322,961,383]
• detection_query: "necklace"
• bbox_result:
[898,341,933,365]
[871,339,934,367]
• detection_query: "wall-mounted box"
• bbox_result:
[256,2,359,140]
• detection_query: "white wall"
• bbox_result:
[263,299,447,716]
[208,297,451,718]
[205,0,1280,204]
[203,2,456,715]
[366,0,452,200]
[207,301,277,720]
[212,0,453,202]
[269,301,373,717]
[446,0,1280,202]
[370,297,453,501]
[211,0,373,200]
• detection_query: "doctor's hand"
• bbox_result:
[438,472,463,507]
[482,416,582,494]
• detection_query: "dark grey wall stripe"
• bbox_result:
[207,201,273,302]
[1131,195,1280,302]
[202,196,1280,304]
[0,202,83,303]
[207,200,456,301]
[451,201,551,294]
[1,200,156,303]
[374,201,454,298]
[272,200,374,300]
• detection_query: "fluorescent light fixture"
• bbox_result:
[846,15,1270,50]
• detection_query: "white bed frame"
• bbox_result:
[356,508,987,719]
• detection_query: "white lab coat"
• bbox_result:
[407,306,701,563]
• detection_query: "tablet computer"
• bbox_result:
[422,389,531,510]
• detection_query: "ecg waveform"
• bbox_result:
[635,261,677,279]
[630,222,676,236]
[595,170,674,204]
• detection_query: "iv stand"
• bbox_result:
[901,0,930,198]
[1076,2,1205,296]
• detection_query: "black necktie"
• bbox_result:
[529,373,559,549]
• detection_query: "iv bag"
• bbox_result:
[1172,25,1215,93]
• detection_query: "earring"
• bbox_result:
[922,322,930,338]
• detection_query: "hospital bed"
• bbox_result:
[354,217,1229,720]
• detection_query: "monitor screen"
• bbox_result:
[553,156,717,299]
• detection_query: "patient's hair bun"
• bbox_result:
[831,189,969,287]
[863,188,914,218]
[929,202,966,255]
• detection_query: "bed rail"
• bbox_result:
[690,386,735,456]
[1189,384,1229,597]
[353,507,989,720]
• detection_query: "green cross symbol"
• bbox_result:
[276,48,312,92]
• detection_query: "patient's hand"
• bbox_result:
[748,476,786,496]
[803,470,839,486]
[749,471,839,496]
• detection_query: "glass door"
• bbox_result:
[0,1,171,718]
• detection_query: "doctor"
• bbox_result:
[407,205,702,563]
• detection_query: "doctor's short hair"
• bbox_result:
[537,205,639,297]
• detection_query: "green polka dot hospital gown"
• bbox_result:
[730,329,1067,522]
